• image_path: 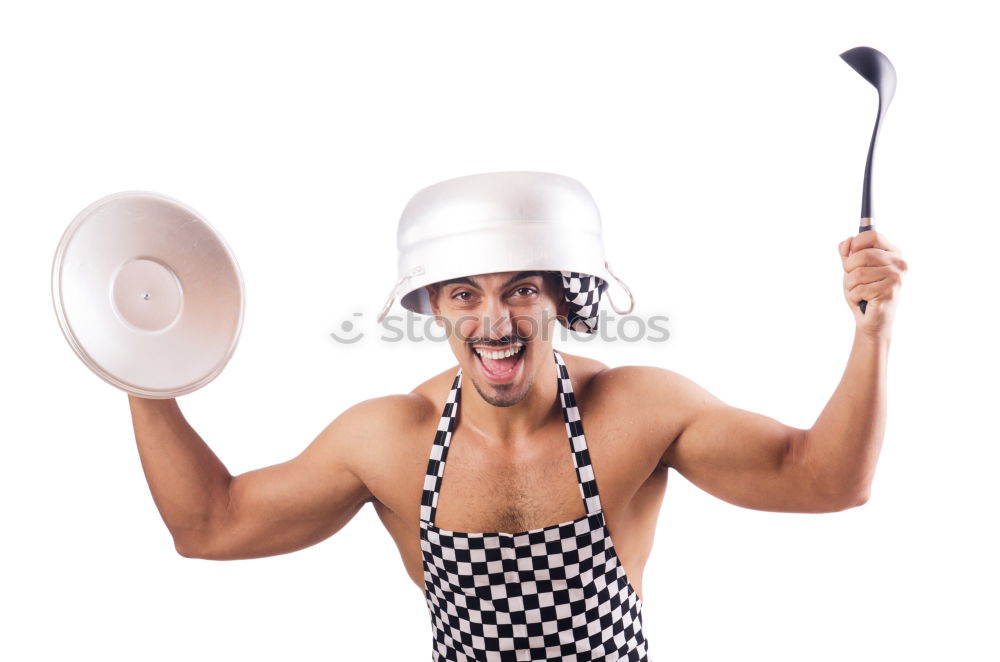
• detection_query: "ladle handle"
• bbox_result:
[857,221,874,314]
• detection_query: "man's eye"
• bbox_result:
[513,287,537,297]
[453,291,472,301]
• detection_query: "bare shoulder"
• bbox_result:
[408,362,462,403]
[330,392,434,438]
[586,362,714,443]
[312,389,436,490]
[589,362,687,394]
[548,349,610,391]
[549,350,680,403]
[340,364,465,450]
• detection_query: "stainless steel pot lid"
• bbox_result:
[51,191,245,398]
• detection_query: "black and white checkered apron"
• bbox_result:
[419,349,650,661]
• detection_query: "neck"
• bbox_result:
[459,351,562,446]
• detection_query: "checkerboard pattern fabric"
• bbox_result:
[559,272,606,334]
[419,349,649,660]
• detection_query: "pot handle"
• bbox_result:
[376,266,425,323]
[604,260,635,315]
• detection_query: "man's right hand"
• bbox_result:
[128,395,380,560]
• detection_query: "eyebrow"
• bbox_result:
[437,271,547,291]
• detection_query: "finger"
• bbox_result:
[849,271,902,304]
[849,229,895,255]
[846,277,890,305]
[844,265,894,290]
[844,247,898,271]
[839,236,853,261]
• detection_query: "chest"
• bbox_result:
[431,425,588,534]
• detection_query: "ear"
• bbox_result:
[546,272,570,322]
[558,295,570,321]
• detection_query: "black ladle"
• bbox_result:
[840,46,897,314]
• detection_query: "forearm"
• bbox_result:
[127,395,233,552]
[802,330,890,504]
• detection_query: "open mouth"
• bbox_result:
[472,342,526,381]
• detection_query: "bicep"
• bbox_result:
[197,402,377,560]
[660,373,834,513]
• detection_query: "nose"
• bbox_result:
[477,294,513,341]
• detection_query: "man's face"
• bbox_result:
[427,271,567,407]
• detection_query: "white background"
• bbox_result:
[2,1,997,660]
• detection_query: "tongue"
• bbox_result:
[480,351,520,374]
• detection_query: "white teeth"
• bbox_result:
[474,344,524,360]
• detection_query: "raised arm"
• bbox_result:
[128,395,389,560]
[653,230,906,513]
[656,350,871,514]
